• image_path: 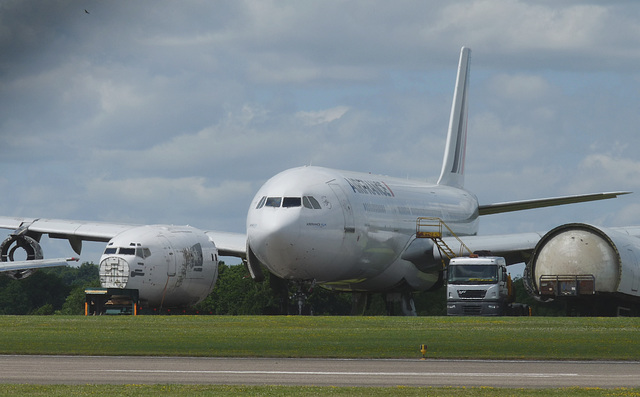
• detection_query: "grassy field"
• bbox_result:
[1,315,639,396]
[0,315,638,360]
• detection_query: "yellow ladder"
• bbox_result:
[415,217,473,265]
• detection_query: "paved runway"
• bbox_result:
[1,355,639,388]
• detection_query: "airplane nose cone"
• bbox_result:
[248,208,346,281]
[99,256,130,288]
[248,210,303,276]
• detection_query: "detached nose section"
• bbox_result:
[99,256,130,288]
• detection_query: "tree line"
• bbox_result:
[0,263,99,315]
[0,262,565,315]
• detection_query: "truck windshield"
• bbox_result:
[448,265,498,285]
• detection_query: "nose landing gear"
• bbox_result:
[291,280,316,315]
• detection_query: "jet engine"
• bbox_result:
[0,233,43,279]
[525,223,640,314]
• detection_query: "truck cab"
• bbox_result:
[446,256,512,316]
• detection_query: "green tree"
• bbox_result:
[21,271,70,314]
[54,263,100,315]
[0,263,100,315]
[414,287,447,316]
[306,287,351,315]
[58,280,100,315]
[43,263,99,288]
[195,263,354,315]
[0,280,30,315]
[31,303,54,315]
[195,262,281,315]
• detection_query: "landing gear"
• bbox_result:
[401,293,417,316]
[384,292,417,316]
[351,292,370,315]
[290,280,316,315]
[264,274,316,315]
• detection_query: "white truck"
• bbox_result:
[446,255,529,316]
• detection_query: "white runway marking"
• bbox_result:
[95,369,580,378]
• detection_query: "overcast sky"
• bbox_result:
[1,1,640,269]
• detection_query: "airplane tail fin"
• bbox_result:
[437,47,471,189]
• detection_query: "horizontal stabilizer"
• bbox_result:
[0,257,79,272]
[479,191,631,216]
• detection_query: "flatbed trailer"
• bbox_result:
[85,288,139,315]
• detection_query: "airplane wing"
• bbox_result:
[0,217,135,241]
[422,191,633,267]
[441,232,545,265]
[0,217,137,254]
[611,225,640,238]
[205,230,247,258]
[439,224,640,267]
[479,191,631,215]
[0,257,79,272]
[0,216,247,262]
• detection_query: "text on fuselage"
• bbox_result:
[345,178,394,197]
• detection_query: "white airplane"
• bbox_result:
[0,219,246,308]
[243,47,637,314]
[0,47,636,314]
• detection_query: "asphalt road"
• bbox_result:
[1,355,639,388]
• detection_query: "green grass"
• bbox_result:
[1,316,640,395]
[0,315,638,360]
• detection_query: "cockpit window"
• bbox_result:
[119,247,136,256]
[256,196,321,210]
[265,197,282,207]
[303,196,322,209]
[282,197,301,207]
[136,248,152,258]
[104,247,151,258]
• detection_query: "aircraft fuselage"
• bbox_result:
[98,225,219,307]
[246,166,479,292]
